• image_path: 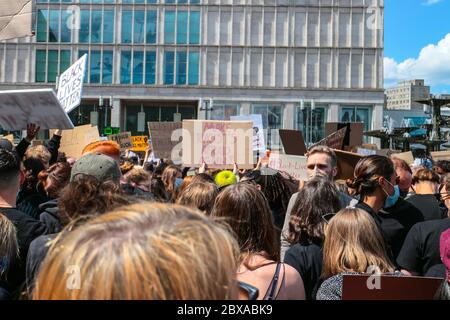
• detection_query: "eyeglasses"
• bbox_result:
[238,281,259,300]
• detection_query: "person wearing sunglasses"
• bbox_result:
[347,155,423,262]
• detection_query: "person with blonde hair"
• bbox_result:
[317,207,398,300]
[0,214,18,300]
[176,182,219,215]
[32,203,240,300]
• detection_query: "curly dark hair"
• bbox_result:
[58,174,132,226]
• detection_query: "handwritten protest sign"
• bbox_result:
[230,115,266,152]
[268,153,308,181]
[51,124,100,159]
[311,126,347,150]
[182,120,253,169]
[57,54,87,113]
[0,89,74,130]
[130,136,149,152]
[108,132,133,151]
[148,122,183,161]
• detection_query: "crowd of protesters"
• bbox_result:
[0,123,449,300]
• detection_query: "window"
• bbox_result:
[165,11,176,44]
[177,11,188,44]
[251,104,283,149]
[210,104,240,120]
[48,10,60,42]
[189,11,200,44]
[60,50,71,75]
[146,10,157,44]
[47,50,59,82]
[339,106,372,133]
[102,51,113,84]
[121,51,132,84]
[134,11,145,44]
[35,50,47,82]
[145,51,156,84]
[79,10,90,43]
[133,51,144,84]
[296,104,327,144]
[103,10,114,43]
[79,50,89,83]
[176,52,187,85]
[188,52,199,85]
[90,51,101,83]
[121,11,133,44]
[61,10,71,42]
[36,10,48,42]
[90,10,102,43]
[164,51,175,84]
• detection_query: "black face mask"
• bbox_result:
[400,190,409,198]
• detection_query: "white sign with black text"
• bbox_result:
[57,54,87,113]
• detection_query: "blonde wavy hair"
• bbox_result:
[322,208,394,278]
[32,203,240,300]
[0,214,18,278]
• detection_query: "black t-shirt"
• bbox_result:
[396,218,450,276]
[0,207,48,296]
[405,194,447,221]
[284,243,323,300]
[356,199,424,263]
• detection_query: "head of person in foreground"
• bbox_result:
[32,203,240,300]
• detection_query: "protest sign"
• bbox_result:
[311,126,347,150]
[342,274,443,300]
[0,0,33,41]
[51,124,100,159]
[430,151,450,162]
[57,54,87,113]
[0,134,14,143]
[182,120,253,169]
[326,122,363,148]
[108,132,133,151]
[0,89,74,130]
[230,114,266,152]
[334,149,363,180]
[268,153,308,181]
[356,148,390,157]
[391,151,414,165]
[279,130,307,156]
[148,122,183,162]
[131,136,149,152]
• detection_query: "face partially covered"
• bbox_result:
[306,152,337,181]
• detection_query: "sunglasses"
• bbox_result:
[238,281,259,300]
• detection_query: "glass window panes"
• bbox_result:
[145,51,156,84]
[59,50,71,75]
[164,11,176,44]
[164,51,175,85]
[176,52,187,85]
[91,10,102,43]
[210,104,240,120]
[252,104,283,149]
[103,51,114,84]
[189,11,200,44]
[133,51,144,84]
[35,50,47,82]
[177,11,188,44]
[146,11,157,44]
[103,10,115,43]
[60,10,71,43]
[90,51,101,83]
[134,11,145,44]
[47,50,58,83]
[296,105,327,144]
[36,10,48,42]
[339,106,372,134]
[79,10,90,43]
[79,50,89,83]
[188,52,199,85]
[121,11,133,44]
[121,51,132,84]
[48,10,60,42]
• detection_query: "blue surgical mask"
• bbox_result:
[382,180,400,208]
[175,178,183,189]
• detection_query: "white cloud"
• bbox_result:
[384,33,450,88]
[422,0,443,5]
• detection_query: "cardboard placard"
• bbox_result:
[50,124,100,159]
[0,89,74,130]
[130,136,149,152]
[57,54,87,113]
[0,134,14,143]
[148,122,183,161]
[311,126,348,150]
[391,151,414,165]
[108,132,133,151]
[334,149,364,180]
[356,148,390,157]
[0,0,33,41]
[230,114,266,152]
[268,153,308,181]
[182,120,254,169]
[342,274,443,300]
[326,122,363,148]
[430,151,450,162]
[279,130,307,156]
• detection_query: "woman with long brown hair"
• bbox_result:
[161,165,182,202]
[317,208,398,300]
[32,203,240,300]
[211,183,305,300]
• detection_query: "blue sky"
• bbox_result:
[384,0,450,93]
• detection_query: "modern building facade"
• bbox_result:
[385,79,430,111]
[0,0,385,149]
